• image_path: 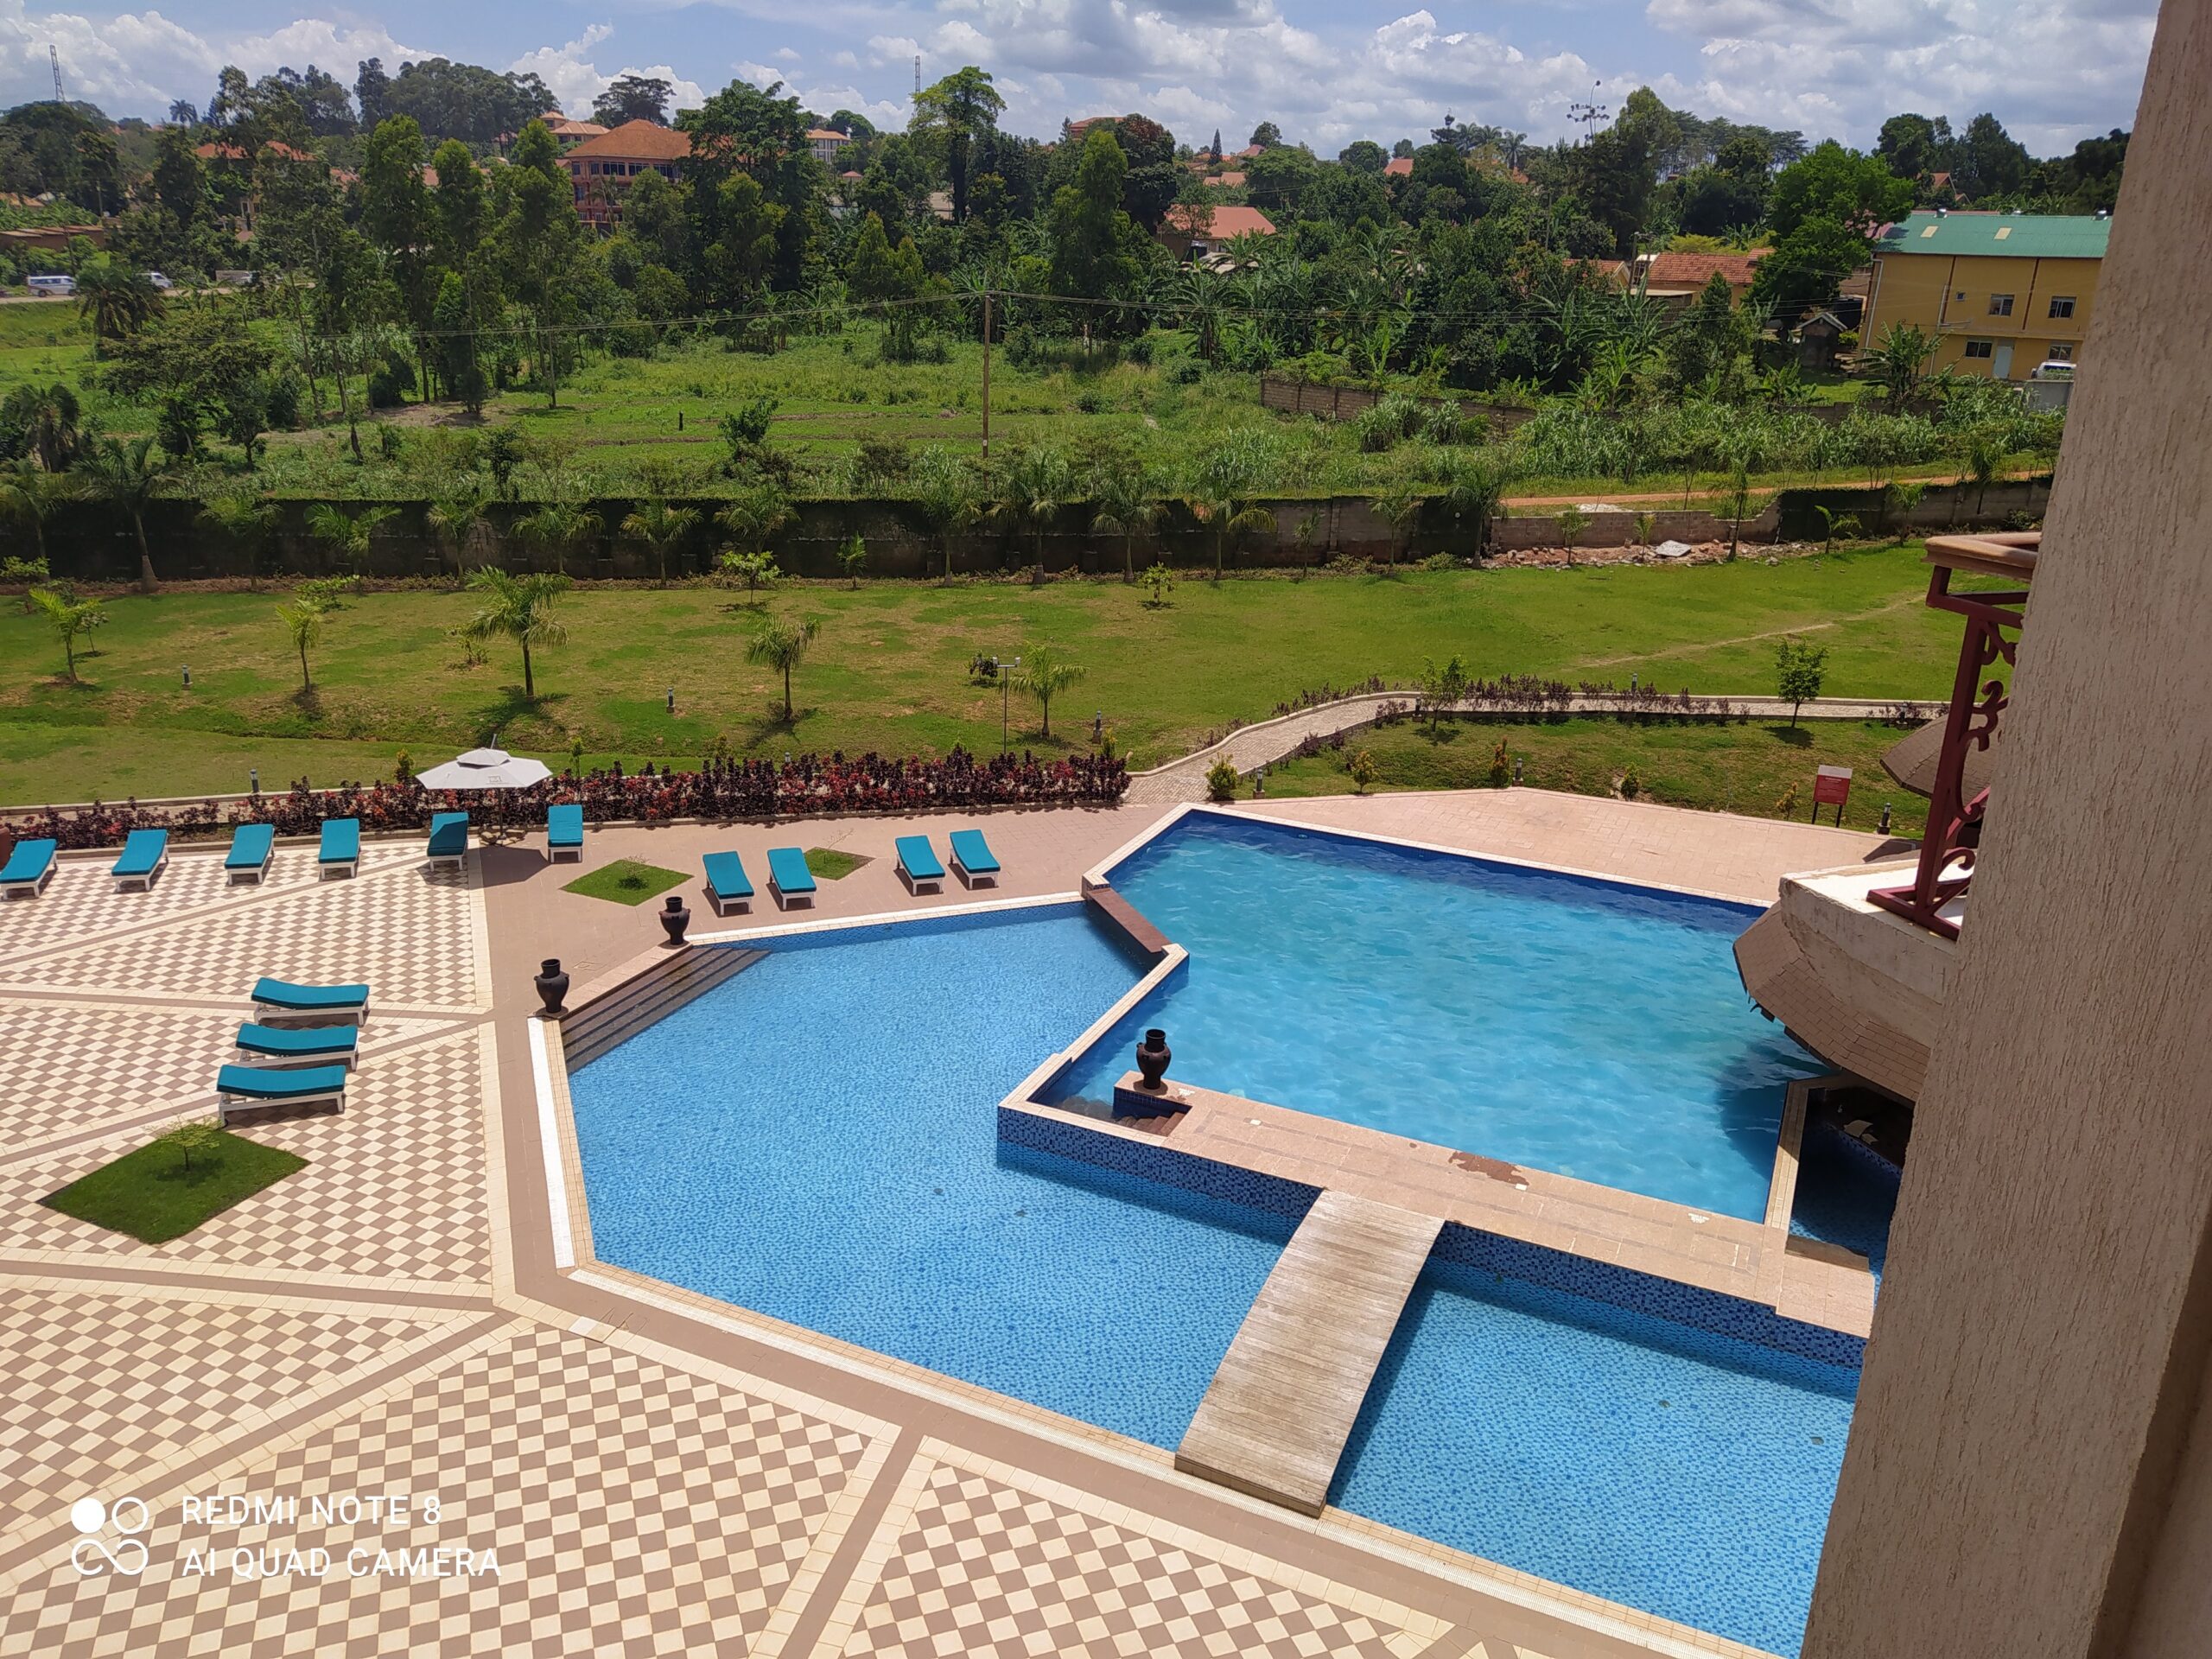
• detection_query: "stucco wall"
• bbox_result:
[1802,4,2212,1656]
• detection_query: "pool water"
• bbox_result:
[1789,1122,1902,1283]
[569,907,1296,1447]
[1337,1259,1855,1656]
[1052,814,1817,1221]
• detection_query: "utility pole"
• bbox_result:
[979,289,992,464]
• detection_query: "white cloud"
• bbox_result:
[775,48,801,62]
[832,50,859,69]
[512,26,707,118]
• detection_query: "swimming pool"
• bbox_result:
[1052,812,1817,1221]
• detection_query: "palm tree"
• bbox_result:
[1554,505,1588,563]
[1013,641,1085,740]
[277,599,324,691]
[620,498,701,585]
[461,569,571,700]
[912,448,979,586]
[29,585,105,680]
[4,383,83,471]
[1964,429,2004,524]
[1185,444,1274,582]
[199,493,277,589]
[427,485,499,573]
[1725,458,1758,560]
[715,482,794,573]
[304,503,398,575]
[75,260,165,353]
[746,613,821,721]
[1090,461,1160,583]
[1435,454,1508,557]
[1862,322,1936,407]
[988,446,1075,586]
[514,499,603,575]
[79,435,171,593]
[0,456,75,564]
[1373,483,1425,570]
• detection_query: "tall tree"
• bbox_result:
[361,116,436,395]
[151,127,207,230]
[1752,141,1914,321]
[1046,129,1143,308]
[593,75,673,127]
[461,569,571,700]
[496,120,589,408]
[79,435,172,593]
[912,67,1005,224]
[73,259,164,353]
[680,78,821,295]
[1955,112,2031,199]
[354,58,392,129]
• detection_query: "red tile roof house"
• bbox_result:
[1382,156,1413,177]
[1599,249,1769,302]
[543,113,610,149]
[1158,203,1277,260]
[561,120,693,227]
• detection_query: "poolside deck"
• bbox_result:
[1178,1190,1444,1515]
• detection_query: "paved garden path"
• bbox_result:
[1126,692,1923,804]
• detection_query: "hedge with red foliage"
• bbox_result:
[5,749,1128,851]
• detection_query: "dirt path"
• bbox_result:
[1573,593,1931,671]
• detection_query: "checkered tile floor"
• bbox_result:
[3,857,485,1009]
[0,1323,882,1659]
[836,1455,1440,1659]
[0,999,460,1154]
[0,1028,493,1284]
[0,843,423,974]
[0,1286,459,1549]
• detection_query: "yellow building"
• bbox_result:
[1861,210,2110,381]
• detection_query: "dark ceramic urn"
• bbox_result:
[534,957,569,1015]
[1135,1027,1172,1090]
[660,895,691,945]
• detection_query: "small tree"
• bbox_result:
[838,534,868,588]
[1418,654,1469,729]
[1347,747,1379,793]
[427,486,499,574]
[200,493,278,590]
[1725,461,1759,560]
[1186,443,1274,581]
[305,503,397,574]
[1554,505,1588,562]
[1205,758,1238,802]
[1775,637,1827,728]
[277,599,325,692]
[718,548,781,597]
[30,585,105,681]
[987,444,1075,587]
[514,499,602,575]
[1090,461,1160,584]
[163,1117,224,1175]
[746,613,822,721]
[3,553,51,612]
[1375,484,1425,571]
[461,569,571,700]
[620,498,700,586]
[0,457,75,565]
[1141,562,1175,608]
[79,434,171,593]
[1813,505,1860,554]
[1964,429,2004,523]
[1014,641,1085,739]
[1633,510,1657,549]
[1887,480,1929,543]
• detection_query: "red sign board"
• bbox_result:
[1813,766,1853,805]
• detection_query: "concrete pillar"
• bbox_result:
[1802,3,2212,1655]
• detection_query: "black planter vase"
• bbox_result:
[1135,1027,1172,1090]
[659,895,691,945]
[533,957,569,1015]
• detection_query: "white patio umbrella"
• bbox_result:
[414,746,553,791]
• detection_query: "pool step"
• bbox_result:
[1175,1190,1442,1516]
[561,946,766,1068]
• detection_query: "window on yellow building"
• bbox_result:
[1965,340,1994,359]
[2049,296,2076,318]
[1988,295,2015,316]
[2049,343,2075,360]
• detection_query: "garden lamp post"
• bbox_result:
[988,658,1020,754]
[181,664,191,689]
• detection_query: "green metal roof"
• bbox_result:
[1875,211,2110,260]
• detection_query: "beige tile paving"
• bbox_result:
[3,858,486,1009]
[0,1284,461,1549]
[823,1444,1451,1659]
[0,1028,493,1285]
[0,1321,887,1659]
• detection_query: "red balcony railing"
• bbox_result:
[1868,532,2038,940]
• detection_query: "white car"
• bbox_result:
[146,271,175,290]
[25,274,73,296]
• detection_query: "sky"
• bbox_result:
[0,1,2157,159]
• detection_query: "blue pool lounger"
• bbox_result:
[251,976,371,1027]
[235,1021,359,1071]
[426,811,470,871]
[0,836,57,899]
[894,835,945,895]
[702,851,753,916]
[110,828,168,893]
[226,823,276,886]
[766,846,816,911]
[949,828,1001,888]
[547,804,585,863]
[319,817,360,879]
[215,1061,348,1126]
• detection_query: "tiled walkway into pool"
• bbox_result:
[0,791,1891,1659]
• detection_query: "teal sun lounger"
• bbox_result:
[235,1021,359,1071]
[251,976,371,1027]
[949,828,1001,888]
[895,835,945,895]
[215,1062,349,1126]
[110,828,168,893]
[226,823,276,886]
[0,836,57,899]
[547,804,585,862]
[319,817,360,879]
[702,851,753,916]
[426,811,470,871]
[766,846,816,911]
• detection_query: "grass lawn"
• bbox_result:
[42,1129,306,1243]
[563,859,689,905]
[0,544,1981,804]
[1262,715,1928,838]
[804,847,868,880]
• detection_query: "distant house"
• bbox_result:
[1601,250,1768,303]
[806,128,851,168]
[561,121,692,227]
[1795,308,1852,371]
[1861,209,2110,380]
[194,140,315,166]
[1205,170,1247,189]
[542,114,609,150]
[1158,203,1276,262]
[1382,156,1413,178]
